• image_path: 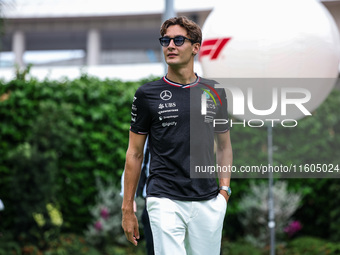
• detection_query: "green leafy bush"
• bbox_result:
[5,99,75,248]
[0,74,157,241]
[278,236,340,255]
[0,72,339,247]
[45,234,101,255]
[0,234,21,255]
[84,177,145,251]
[84,178,127,247]
[221,237,340,255]
[222,240,264,255]
[227,89,340,242]
[273,89,340,241]
[237,181,302,247]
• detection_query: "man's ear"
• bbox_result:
[192,43,200,56]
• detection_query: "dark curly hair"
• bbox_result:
[160,16,202,45]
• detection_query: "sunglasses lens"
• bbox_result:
[160,38,170,46]
[160,36,189,46]
[174,36,185,46]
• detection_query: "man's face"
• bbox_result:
[162,25,200,67]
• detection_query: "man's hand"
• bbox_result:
[219,190,230,203]
[122,131,147,246]
[122,210,140,246]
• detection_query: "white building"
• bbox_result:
[1,0,340,81]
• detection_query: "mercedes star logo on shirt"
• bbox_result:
[160,90,172,101]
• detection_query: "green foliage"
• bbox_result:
[103,245,147,255]
[329,181,340,242]
[222,240,264,255]
[84,178,127,247]
[0,72,339,248]
[84,177,145,251]
[278,236,340,255]
[0,234,21,255]
[4,96,75,248]
[225,89,340,242]
[238,181,302,247]
[274,88,340,167]
[221,237,340,255]
[15,64,33,80]
[0,74,154,242]
[44,234,101,255]
[273,89,340,241]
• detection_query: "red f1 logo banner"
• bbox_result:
[199,38,231,60]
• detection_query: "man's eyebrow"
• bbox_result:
[163,34,187,37]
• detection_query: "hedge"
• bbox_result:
[0,72,339,247]
[0,73,158,239]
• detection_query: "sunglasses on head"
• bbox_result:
[159,36,196,47]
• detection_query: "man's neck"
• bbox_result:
[166,65,197,85]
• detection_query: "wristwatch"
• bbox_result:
[219,186,232,196]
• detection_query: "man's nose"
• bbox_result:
[168,38,176,48]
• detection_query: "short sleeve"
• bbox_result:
[129,86,151,135]
[214,88,230,133]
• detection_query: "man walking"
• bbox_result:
[122,16,232,255]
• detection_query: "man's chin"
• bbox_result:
[166,60,181,67]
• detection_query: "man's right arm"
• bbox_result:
[121,131,147,246]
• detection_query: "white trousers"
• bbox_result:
[146,194,227,255]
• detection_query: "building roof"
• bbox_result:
[3,0,338,19]
[2,0,217,19]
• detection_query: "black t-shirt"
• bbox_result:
[130,75,229,201]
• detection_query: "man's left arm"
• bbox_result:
[216,130,233,202]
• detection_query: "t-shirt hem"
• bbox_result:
[146,191,219,201]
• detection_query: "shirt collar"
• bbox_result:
[163,74,200,88]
